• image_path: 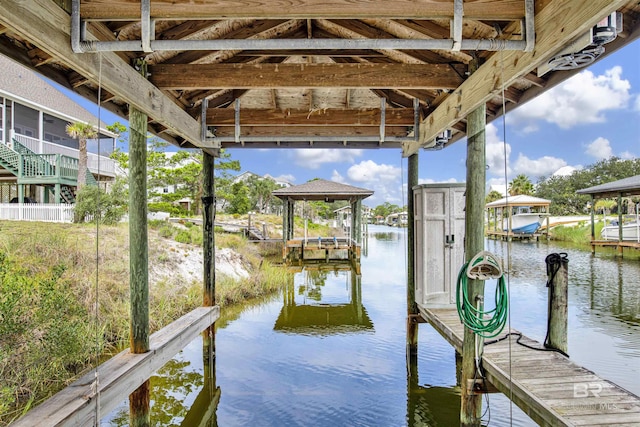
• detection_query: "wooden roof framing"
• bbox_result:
[0,1,638,156]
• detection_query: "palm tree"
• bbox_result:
[508,174,534,196]
[65,122,97,189]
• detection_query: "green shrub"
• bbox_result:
[148,202,186,217]
[175,230,192,244]
[158,224,176,239]
[74,185,126,225]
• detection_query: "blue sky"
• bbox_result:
[60,39,639,208]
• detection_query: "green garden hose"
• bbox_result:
[456,254,509,339]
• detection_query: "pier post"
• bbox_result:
[129,104,149,354]
[203,152,215,306]
[460,58,486,427]
[546,254,568,354]
[128,62,150,426]
[407,153,419,355]
[617,195,623,254]
[589,195,595,253]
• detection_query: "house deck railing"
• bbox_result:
[20,153,79,182]
[0,203,75,222]
[13,134,116,177]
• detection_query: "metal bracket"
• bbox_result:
[234,98,241,144]
[379,97,386,145]
[413,98,420,142]
[452,0,463,51]
[201,98,209,144]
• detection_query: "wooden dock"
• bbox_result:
[283,237,360,261]
[418,306,640,426]
[12,306,220,427]
[486,229,547,241]
[589,239,640,255]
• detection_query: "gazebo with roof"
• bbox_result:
[577,175,640,253]
[273,179,373,263]
[485,194,551,240]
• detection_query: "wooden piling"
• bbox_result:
[547,255,568,354]
[129,104,149,354]
[589,195,596,253]
[407,153,419,354]
[129,380,150,427]
[460,58,486,427]
[202,152,215,306]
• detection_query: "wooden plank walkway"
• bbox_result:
[418,306,640,427]
[12,306,220,427]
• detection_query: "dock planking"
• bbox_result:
[12,306,220,427]
[418,306,640,427]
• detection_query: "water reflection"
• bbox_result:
[274,265,374,335]
[102,227,639,426]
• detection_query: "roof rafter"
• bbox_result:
[149,63,464,89]
[0,0,203,148]
[207,108,416,126]
[79,0,527,21]
[403,0,630,156]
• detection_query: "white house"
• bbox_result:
[0,54,117,219]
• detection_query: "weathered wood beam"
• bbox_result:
[149,63,463,89]
[522,72,547,88]
[0,0,202,147]
[11,307,220,427]
[212,125,410,137]
[403,0,630,156]
[79,0,527,21]
[207,108,415,126]
[221,140,402,149]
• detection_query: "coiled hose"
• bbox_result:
[456,255,509,338]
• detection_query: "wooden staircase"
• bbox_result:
[0,140,98,203]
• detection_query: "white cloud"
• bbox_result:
[553,165,578,177]
[485,123,512,177]
[620,151,636,160]
[268,173,296,183]
[585,137,614,159]
[513,153,567,178]
[343,160,403,206]
[510,66,631,129]
[635,95,640,112]
[347,160,401,183]
[331,170,346,183]
[292,149,363,169]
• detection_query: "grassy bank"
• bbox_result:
[0,220,291,426]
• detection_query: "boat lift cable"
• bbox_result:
[93,52,103,425]
[498,45,515,427]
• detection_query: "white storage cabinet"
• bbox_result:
[413,183,466,307]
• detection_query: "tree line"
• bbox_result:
[485,157,640,215]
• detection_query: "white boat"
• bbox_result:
[509,210,545,234]
[485,195,551,235]
[601,221,640,241]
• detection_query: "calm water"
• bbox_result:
[104,226,640,426]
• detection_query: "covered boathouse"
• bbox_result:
[272,179,373,267]
[2,1,640,426]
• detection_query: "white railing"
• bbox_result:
[0,203,75,223]
[13,134,116,177]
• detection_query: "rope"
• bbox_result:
[93,52,103,426]
[455,253,508,339]
[498,44,515,427]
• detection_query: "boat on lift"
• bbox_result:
[485,195,551,235]
[601,214,640,241]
